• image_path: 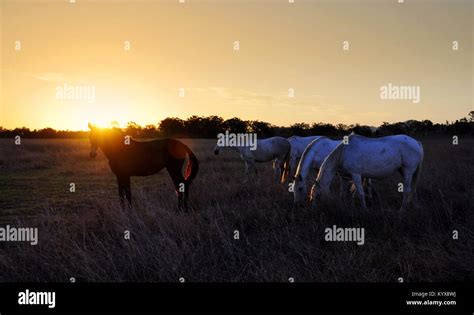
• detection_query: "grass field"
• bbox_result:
[0,137,473,282]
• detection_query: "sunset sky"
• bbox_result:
[0,0,472,130]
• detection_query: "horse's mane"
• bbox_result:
[92,128,133,157]
[100,128,136,142]
[108,127,126,135]
[315,137,347,189]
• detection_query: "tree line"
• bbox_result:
[1,112,473,139]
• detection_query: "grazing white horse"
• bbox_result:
[292,137,340,204]
[285,136,322,182]
[213,136,291,183]
[292,137,372,205]
[312,133,423,211]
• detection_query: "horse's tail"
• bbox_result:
[280,145,291,183]
[182,147,199,184]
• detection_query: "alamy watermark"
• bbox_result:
[0,225,38,245]
[18,289,55,308]
[56,83,95,103]
[324,225,365,245]
[380,83,420,104]
[216,130,257,151]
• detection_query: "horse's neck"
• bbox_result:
[299,147,317,179]
[100,136,125,160]
[100,142,116,160]
[317,144,344,188]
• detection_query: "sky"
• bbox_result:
[0,0,472,130]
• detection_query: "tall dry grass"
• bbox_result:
[0,138,473,282]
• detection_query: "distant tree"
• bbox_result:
[248,120,275,137]
[200,116,225,138]
[110,120,120,128]
[184,116,203,138]
[11,127,32,137]
[449,117,472,135]
[125,122,142,137]
[222,117,248,133]
[336,124,349,133]
[350,124,373,137]
[36,128,57,138]
[290,123,310,136]
[158,117,186,137]
[141,124,159,138]
[377,121,407,135]
[469,111,474,122]
[422,120,433,128]
[182,115,223,138]
[310,123,338,136]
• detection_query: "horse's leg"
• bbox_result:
[411,163,422,204]
[253,163,259,183]
[117,185,126,207]
[166,163,186,211]
[183,183,189,210]
[339,177,345,198]
[310,184,318,208]
[289,156,296,180]
[177,190,183,210]
[400,170,414,212]
[178,182,190,211]
[117,175,132,207]
[243,161,249,183]
[339,177,351,199]
[351,174,367,210]
[279,157,287,183]
[245,159,258,183]
[364,178,373,200]
[273,158,281,183]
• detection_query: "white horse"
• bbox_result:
[292,137,372,205]
[213,136,291,183]
[312,133,423,211]
[285,135,322,181]
[292,137,340,204]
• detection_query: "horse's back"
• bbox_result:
[349,134,422,157]
[253,136,290,161]
[301,137,340,169]
[314,138,340,165]
[121,138,193,175]
[342,134,423,177]
[288,135,320,145]
[259,136,290,149]
[289,136,321,154]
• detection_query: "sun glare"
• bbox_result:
[86,118,125,129]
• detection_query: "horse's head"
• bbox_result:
[292,173,308,205]
[309,180,329,208]
[88,122,100,159]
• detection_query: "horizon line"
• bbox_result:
[1,114,472,133]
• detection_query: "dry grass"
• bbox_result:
[0,138,473,282]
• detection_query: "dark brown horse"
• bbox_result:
[88,123,199,210]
